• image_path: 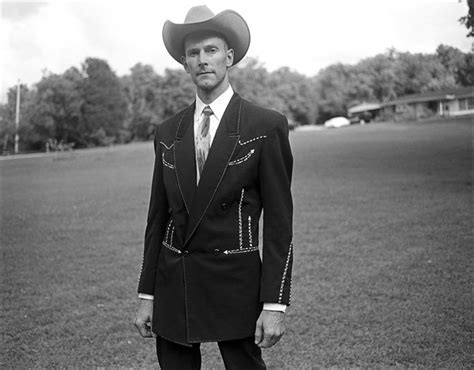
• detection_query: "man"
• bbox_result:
[134,5,293,369]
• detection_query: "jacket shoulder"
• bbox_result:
[240,98,288,132]
[158,105,192,133]
[153,104,194,145]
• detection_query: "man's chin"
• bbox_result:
[197,81,216,91]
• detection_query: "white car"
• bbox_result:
[324,116,351,128]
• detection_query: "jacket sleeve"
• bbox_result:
[258,115,294,306]
[138,127,170,296]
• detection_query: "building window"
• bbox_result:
[459,97,474,110]
[395,104,409,113]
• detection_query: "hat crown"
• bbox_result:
[184,5,215,23]
[163,6,250,66]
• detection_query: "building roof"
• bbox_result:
[348,103,382,114]
[385,86,474,106]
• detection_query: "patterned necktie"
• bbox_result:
[196,105,213,180]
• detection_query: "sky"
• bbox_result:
[1,0,471,102]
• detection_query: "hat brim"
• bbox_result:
[162,10,250,66]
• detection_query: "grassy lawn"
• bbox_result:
[1,119,472,368]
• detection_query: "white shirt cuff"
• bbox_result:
[263,303,287,312]
[138,293,154,300]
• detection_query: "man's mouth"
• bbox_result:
[197,71,213,76]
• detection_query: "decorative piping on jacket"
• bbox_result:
[229,149,255,166]
[288,273,293,304]
[162,153,175,169]
[163,219,178,253]
[170,226,175,247]
[278,243,293,303]
[238,188,245,249]
[238,136,267,146]
[160,142,174,149]
[164,219,173,242]
[162,241,181,254]
[248,216,253,248]
[138,256,145,288]
[223,246,259,254]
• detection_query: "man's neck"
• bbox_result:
[197,79,230,104]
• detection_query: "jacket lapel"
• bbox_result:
[174,103,196,215]
[183,93,242,246]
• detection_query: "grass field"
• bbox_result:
[1,119,472,368]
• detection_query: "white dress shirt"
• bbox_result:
[139,85,286,313]
[193,85,234,183]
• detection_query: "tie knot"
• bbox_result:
[202,106,213,117]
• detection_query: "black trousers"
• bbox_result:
[156,335,266,370]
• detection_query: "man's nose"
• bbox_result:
[197,50,208,65]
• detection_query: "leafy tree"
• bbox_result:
[436,44,465,71]
[355,51,397,102]
[160,68,196,119]
[122,63,165,141]
[28,68,84,147]
[80,58,127,146]
[393,52,457,95]
[435,44,473,86]
[0,103,13,153]
[456,52,474,86]
[230,58,273,107]
[459,0,474,37]
[313,63,356,123]
[231,58,318,125]
[269,67,318,125]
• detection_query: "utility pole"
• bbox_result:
[14,80,20,154]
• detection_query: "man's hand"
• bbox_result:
[134,299,155,338]
[254,310,285,348]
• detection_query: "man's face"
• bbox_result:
[182,32,234,93]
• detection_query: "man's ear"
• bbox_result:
[226,49,234,68]
[181,56,189,73]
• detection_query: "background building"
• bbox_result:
[348,86,474,122]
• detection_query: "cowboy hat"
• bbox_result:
[162,5,250,65]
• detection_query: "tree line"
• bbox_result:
[1,44,472,153]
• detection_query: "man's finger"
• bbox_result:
[258,329,284,348]
[254,320,263,345]
[258,332,274,348]
[139,324,153,338]
[134,320,153,338]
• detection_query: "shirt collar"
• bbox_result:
[195,85,234,121]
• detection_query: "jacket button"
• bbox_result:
[221,203,228,210]
[213,249,221,256]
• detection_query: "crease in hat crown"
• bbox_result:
[184,5,215,23]
[162,5,251,66]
